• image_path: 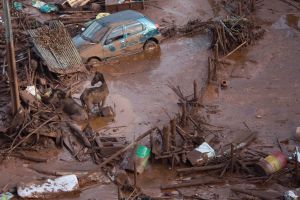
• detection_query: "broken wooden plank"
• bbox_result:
[231,187,282,200]
[67,122,92,148]
[222,41,247,59]
[97,127,158,168]
[18,152,48,163]
[193,80,199,101]
[177,163,226,174]
[162,125,171,152]
[170,118,177,147]
[181,101,187,127]
[219,20,237,42]
[220,132,257,157]
[95,136,127,157]
[161,177,224,189]
[176,125,189,140]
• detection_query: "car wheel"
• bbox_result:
[144,40,158,52]
[88,58,101,66]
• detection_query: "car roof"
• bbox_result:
[96,10,145,26]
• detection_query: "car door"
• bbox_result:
[124,21,145,53]
[102,25,126,58]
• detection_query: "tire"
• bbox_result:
[143,40,158,52]
[87,58,101,66]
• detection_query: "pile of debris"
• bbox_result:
[221,0,257,16]
[0,71,109,160]
[28,21,85,74]
[209,17,265,55]
[47,80,299,200]
[1,0,298,199]
[0,10,41,65]
[0,1,109,163]
[160,18,211,38]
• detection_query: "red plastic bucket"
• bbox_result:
[255,151,287,176]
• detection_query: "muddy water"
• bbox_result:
[144,0,216,27]
[64,184,118,200]
[207,0,221,17]
[209,0,300,158]
[89,116,114,131]
[88,34,210,140]
[51,34,210,200]
[71,21,211,142]
[286,14,300,30]
[133,164,177,197]
[68,3,300,200]
[273,13,300,31]
[0,1,233,199]
[94,48,162,76]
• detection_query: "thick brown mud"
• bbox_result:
[81,34,211,140]
[1,0,300,199]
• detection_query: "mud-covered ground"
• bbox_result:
[1,0,300,199]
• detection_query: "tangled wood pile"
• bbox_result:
[149,82,299,200]
[0,77,10,109]
[0,7,95,162]
[209,17,265,55]
[221,0,257,16]
[0,10,42,108]
[160,18,212,38]
[0,70,86,159]
[0,10,41,64]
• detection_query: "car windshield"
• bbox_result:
[81,21,108,43]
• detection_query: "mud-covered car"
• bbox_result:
[72,10,162,64]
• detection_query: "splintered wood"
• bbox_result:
[209,18,265,56]
[222,0,257,16]
[160,18,211,38]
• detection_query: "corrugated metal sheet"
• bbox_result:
[28,21,85,74]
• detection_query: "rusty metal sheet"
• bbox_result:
[28,21,85,74]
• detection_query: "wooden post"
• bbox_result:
[171,154,175,169]
[150,132,154,162]
[162,125,170,152]
[170,118,176,148]
[2,0,21,115]
[141,0,145,9]
[134,162,137,186]
[250,0,255,12]
[193,80,199,101]
[208,57,212,84]
[230,144,234,173]
[221,25,226,52]
[117,186,121,200]
[181,101,187,127]
[295,147,298,183]
[238,2,242,16]
[213,44,219,81]
[214,43,219,61]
